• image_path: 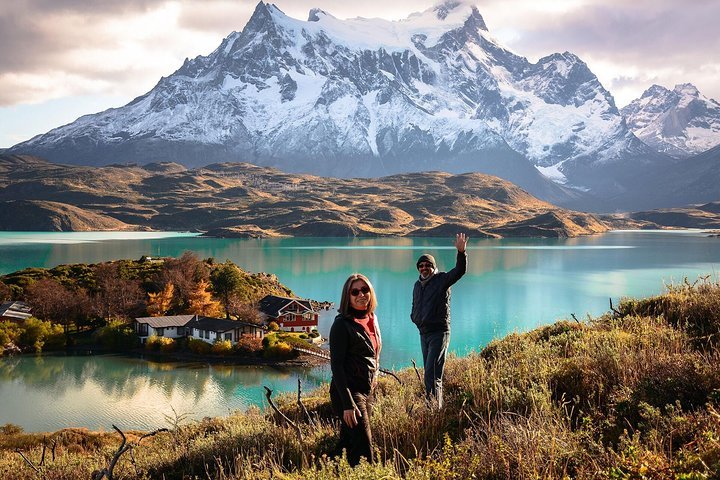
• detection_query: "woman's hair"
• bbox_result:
[338,273,377,316]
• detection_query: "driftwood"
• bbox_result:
[264,386,303,441]
[609,297,621,316]
[297,379,313,425]
[411,359,423,386]
[15,437,57,476]
[91,425,168,480]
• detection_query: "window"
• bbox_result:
[224,333,232,341]
[156,327,164,336]
[138,324,148,336]
[204,330,210,339]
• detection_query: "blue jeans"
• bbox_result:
[420,330,450,408]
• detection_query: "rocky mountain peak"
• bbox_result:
[622,83,720,158]
[308,8,333,22]
[674,83,699,96]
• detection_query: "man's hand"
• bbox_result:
[455,233,468,253]
[343,406,362,428]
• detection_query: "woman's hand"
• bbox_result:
[343,406,362,427]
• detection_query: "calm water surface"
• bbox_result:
[1,230,719,431]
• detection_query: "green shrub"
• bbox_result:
[17,317,65,353]
[187,337,212,355]
[93,320,139,350]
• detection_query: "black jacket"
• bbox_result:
[411,251,467,335]
[329,313,382,410]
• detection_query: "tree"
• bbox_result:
[186,279,221,317]
[158,252,207,311]
[227,297,263,325]
[146,282,175,317]
[94,263,145,320]
[210,261,244,319]
[25,278,75,340]
[25,278,94,337]
[0,280,10,302]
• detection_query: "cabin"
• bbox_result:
[0,301,33,322]
[186,316,265,343]
[134,314,265,345]
[134,315,195,343]
[258,295,318,332]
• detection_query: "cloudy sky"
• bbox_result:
[1,0,718,147]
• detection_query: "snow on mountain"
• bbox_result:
[10,0,670,205]
[622,83,720,158]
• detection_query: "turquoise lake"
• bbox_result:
[1,230,719,432]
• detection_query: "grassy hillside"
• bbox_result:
[2,280,720,479]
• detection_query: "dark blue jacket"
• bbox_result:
[411,251,467,335]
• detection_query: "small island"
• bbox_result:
[0,253,329,365]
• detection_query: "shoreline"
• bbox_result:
[5,347,330,369]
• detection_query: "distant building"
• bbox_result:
[134,314,264,344]
[258,295,318,332]
[0,301,32,322]
[186,316,265,343]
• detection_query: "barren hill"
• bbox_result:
[0,155,609,237]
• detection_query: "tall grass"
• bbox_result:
[3,279,720,479]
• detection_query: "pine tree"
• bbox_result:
[186,279,221,317]
[147,282,174,317]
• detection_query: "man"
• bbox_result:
[411,233,468,408]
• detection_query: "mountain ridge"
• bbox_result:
[8,1,676,211]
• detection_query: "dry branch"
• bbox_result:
[264,386,303,441]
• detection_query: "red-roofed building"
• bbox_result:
[258,295,318,333]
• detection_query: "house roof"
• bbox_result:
[188,316,264,332]
[258,295,313,317]
[134,315,196,328]
[0,301,33,321]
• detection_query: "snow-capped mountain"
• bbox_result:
[9,1,671,205]
[621,83,720,158]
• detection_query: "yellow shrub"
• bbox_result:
[211,339,233,355]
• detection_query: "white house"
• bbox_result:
[134,315,195,343]
[134,314,265,344]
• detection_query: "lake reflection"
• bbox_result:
[0,355,326,432]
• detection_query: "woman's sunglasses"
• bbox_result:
[350,286,370,296]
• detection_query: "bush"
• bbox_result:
[93,320,139,350]
[0,423,23,435]
[234,335,263,355]
[17,317,65,353]
[264,340,294,359]
[145,335,175,352]
[187,337,212,355]
[211,339,233,355]
[268,321,279,332]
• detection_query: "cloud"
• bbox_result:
[0,0,238,105]
[478,0,720,104]
[0,0,718,111]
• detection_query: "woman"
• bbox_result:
[329,273,382,466]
